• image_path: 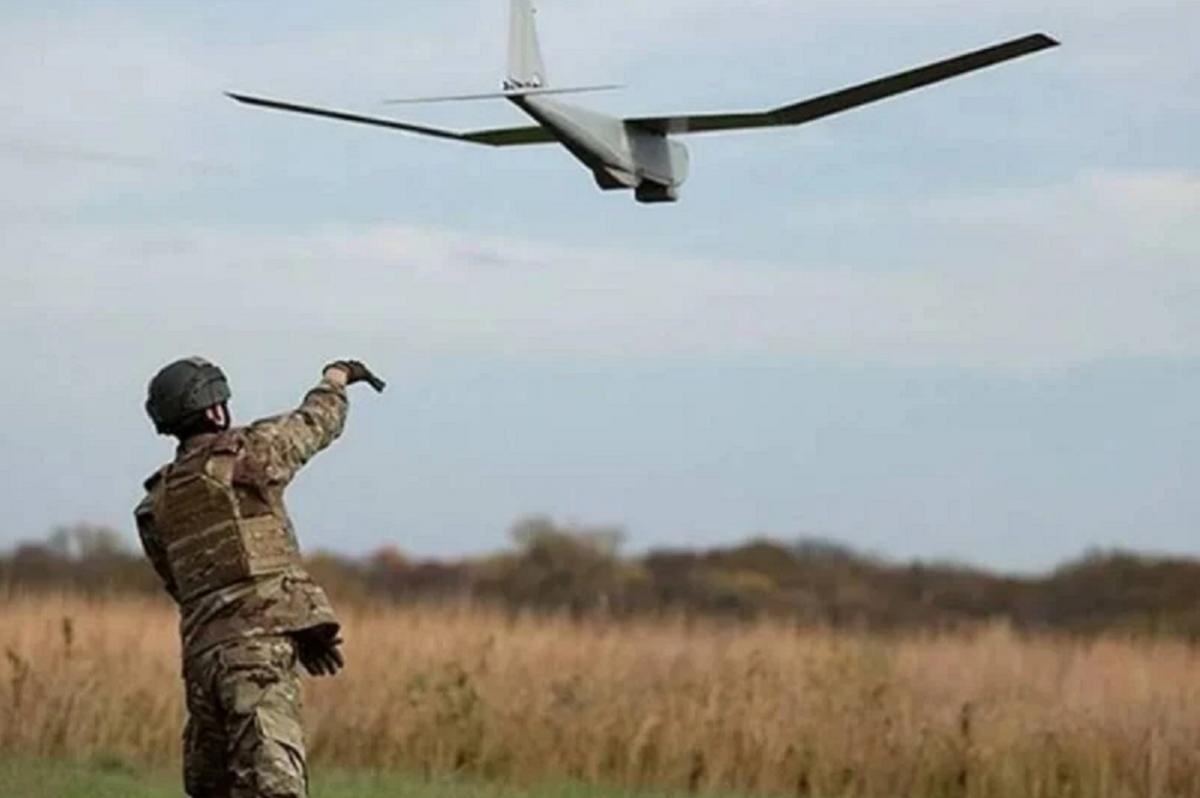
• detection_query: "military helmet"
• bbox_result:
[145,357,231,434]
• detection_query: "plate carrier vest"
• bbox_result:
[153,434,302,602]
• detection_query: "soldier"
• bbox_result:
[135,357,384,798]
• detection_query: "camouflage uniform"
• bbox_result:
[135,376,348,798]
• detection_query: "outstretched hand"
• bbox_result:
[324,360,386,393]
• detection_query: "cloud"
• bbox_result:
[0,9,225,214]
[4,169,1196,370]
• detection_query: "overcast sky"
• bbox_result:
[1,0,1196,572]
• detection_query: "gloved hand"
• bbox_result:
[293,626,346,677]
[323,360,386,393]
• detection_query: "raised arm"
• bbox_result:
[243,370,350,485]
[242,361,385,485]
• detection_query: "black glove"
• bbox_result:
[293,627,345,677]
[324,360,386,393]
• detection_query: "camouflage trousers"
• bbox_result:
[182,635,309,798]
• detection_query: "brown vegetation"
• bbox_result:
[4,592,1200,797]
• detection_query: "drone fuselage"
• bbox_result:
[511,96,689,203]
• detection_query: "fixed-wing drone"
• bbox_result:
[229,1,1058,204]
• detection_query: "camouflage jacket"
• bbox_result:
[135,376,347,659]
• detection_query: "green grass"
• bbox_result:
[0,759,741,798]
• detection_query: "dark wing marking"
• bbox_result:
[461,126,557,146]
[627,33,1059,135]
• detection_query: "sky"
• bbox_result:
[1,0,1196,572]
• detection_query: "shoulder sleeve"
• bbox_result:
[242,377,349,484]
[135,476,180,602]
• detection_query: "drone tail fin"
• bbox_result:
[507,0,547,90]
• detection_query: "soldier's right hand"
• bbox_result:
[324,360,386,393]
[294,627,346,677]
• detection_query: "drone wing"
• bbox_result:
[226,92,556,147]
[627,33,1058,135]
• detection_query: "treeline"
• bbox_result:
[4,518,1200,637]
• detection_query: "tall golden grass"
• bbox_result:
[3,592,1200,797]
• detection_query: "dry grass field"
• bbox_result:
[3,592,1200,798]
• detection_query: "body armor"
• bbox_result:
[152,433,301,602]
